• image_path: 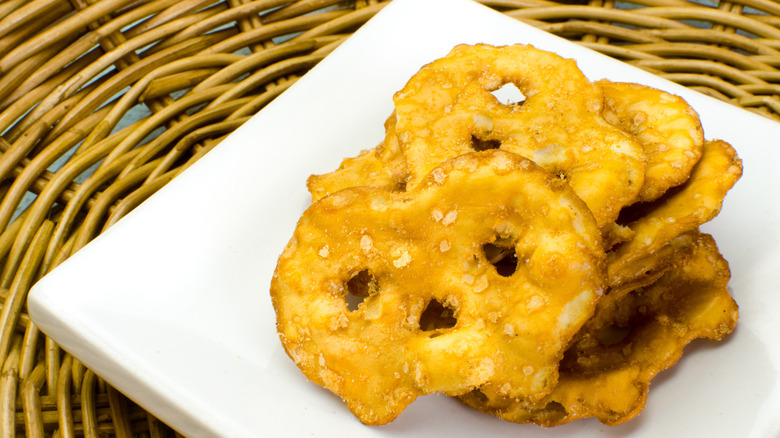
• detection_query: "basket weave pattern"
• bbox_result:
[0,0,777,436]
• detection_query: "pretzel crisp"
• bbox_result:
[459,231,738,426]
[309,44,647,227]
[276,43,742,428]
[608,139,742,289]
[391,44,646,228]
[599,80,705,203]
[272,150,605,425]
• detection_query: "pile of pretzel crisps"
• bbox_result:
[270,44,742,427]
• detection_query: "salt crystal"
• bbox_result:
[432,167,445,185]
[360,234,373,253]
[393,251,411,268]
[527,295,544,311]
[442,210,458,225]
[473,275,488,293]
[504,323,515,336]
[370,196,388,211]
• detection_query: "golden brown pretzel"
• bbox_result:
[272,150,605,425]
[306,114,403,200]
[608,139,742,288]
[460,231,738,426]
[283,43,743,428]
[391,44,646,228]
[599,80,705,203]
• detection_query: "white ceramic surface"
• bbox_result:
[28,0,780,436]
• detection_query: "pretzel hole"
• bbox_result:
[420,299,457,332]
[542,401,568,422]
[471,135,501,151]
[491,82,526,106]
[467,388,489,403]
[483,242,518,277]
[346,270,377,311]
[596,325,632,346]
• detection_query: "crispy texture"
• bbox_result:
[606,231,698,299]
[280,44,743,428]
[599,80,705,203]
[309,46,654,226]
[272,150,605,425]
[306,146,395,200]
[391,44,646,228]
[608,140,742,287]
[460,231,738,426]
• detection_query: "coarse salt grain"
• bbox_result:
[474,113,494,132]
[473,274,488,293]
[442,210,458,225]
[360,234,373,252]
[393,251,411,268]
[370,196,388,211]
[330,313,348,330]
[527,295,544,311]
[504,323,515,336]
[432,167,445,185]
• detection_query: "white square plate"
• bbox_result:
[28,0,780,436]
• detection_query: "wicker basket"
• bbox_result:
[0,0,777,436]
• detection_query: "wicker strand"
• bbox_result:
[0,221,52,365]
[0,335,21,437]
[79,369,99,438]
[22,363,46,438]
[55,355,74,438]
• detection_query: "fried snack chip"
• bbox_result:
[459,231,738,426]
[391,44,646,228]
[608,139,742,288]
[307,115,404,201]
[272,150,605,425]
[277,43,743,428]
[605,231,698,300]
[599,80,705,203]
[306,146,393,201]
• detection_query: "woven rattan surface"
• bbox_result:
[0,0,778,436]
